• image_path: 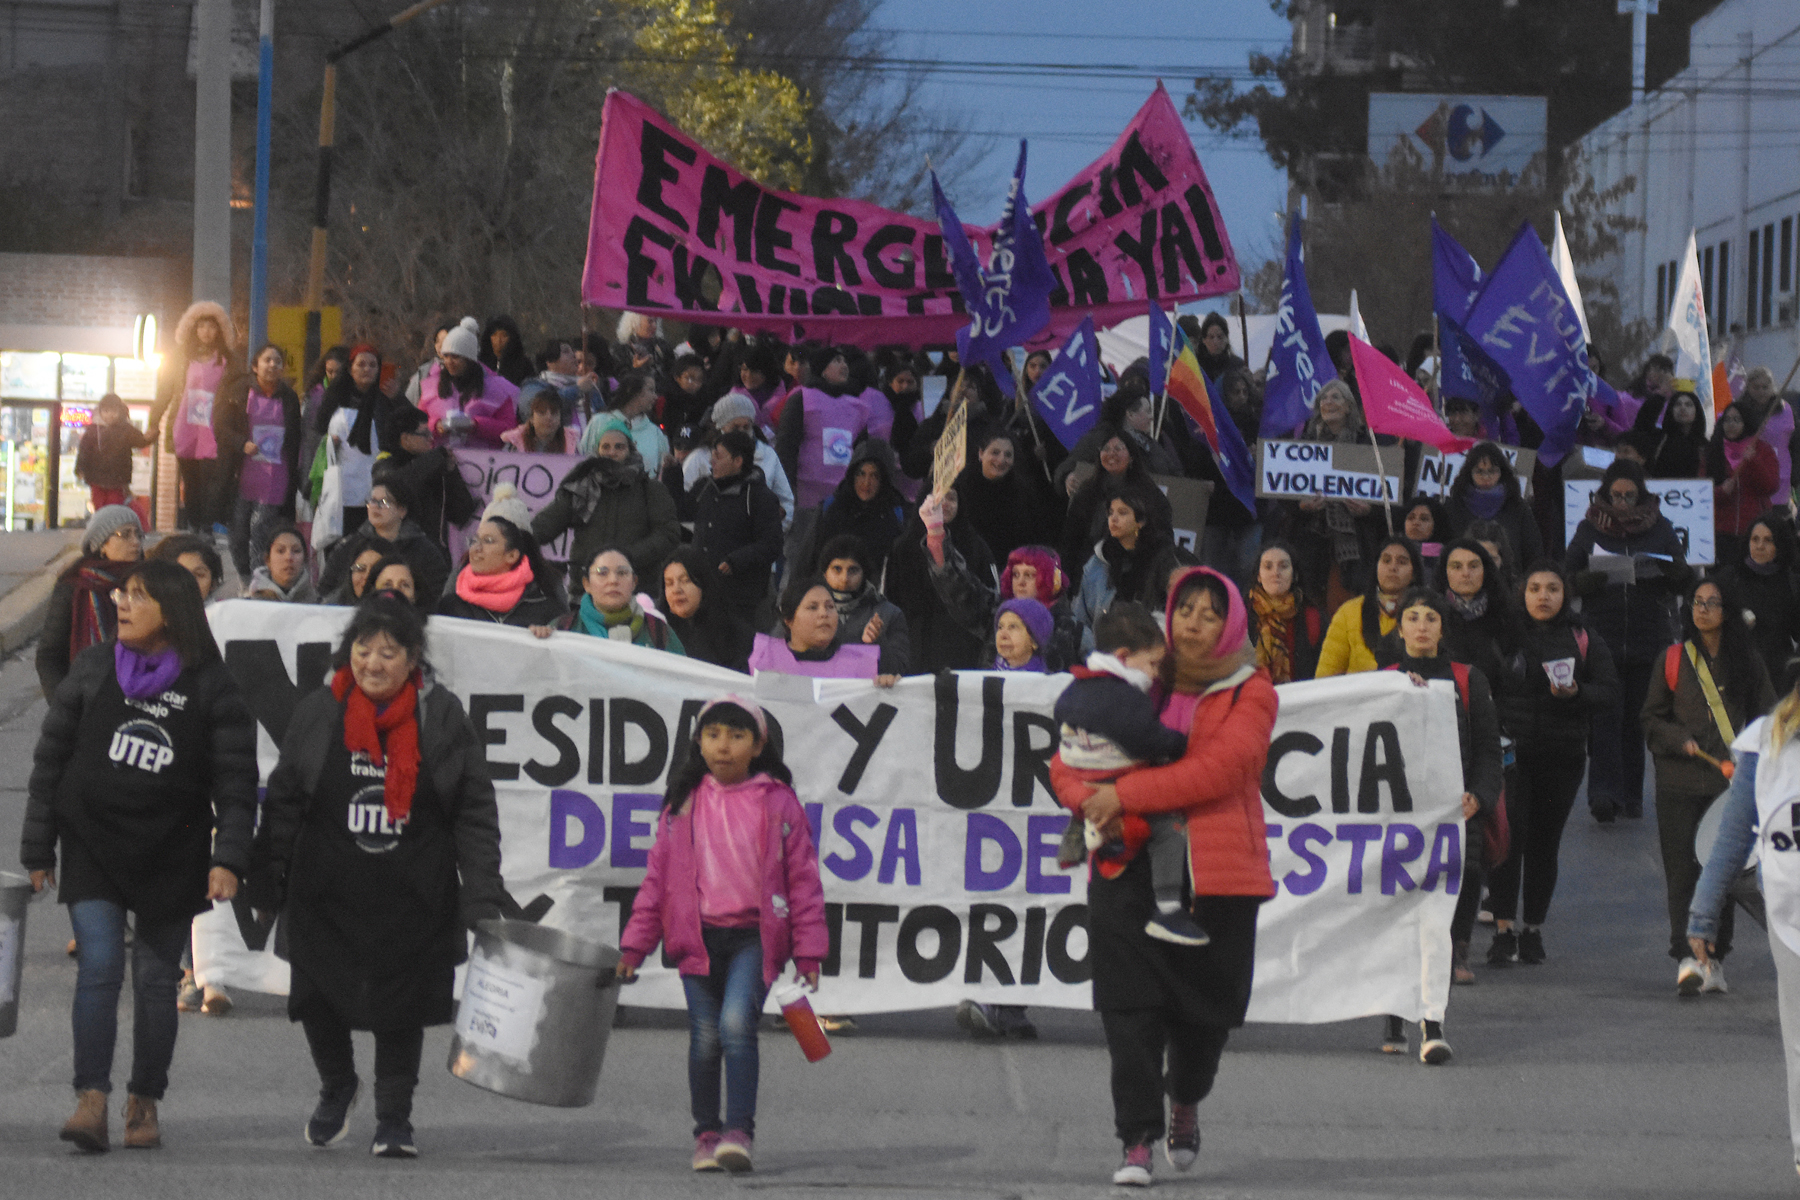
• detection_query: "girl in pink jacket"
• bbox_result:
[617,695,827,1175]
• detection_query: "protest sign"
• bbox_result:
[582,85,1238,347]
[1151,474,1212,552]
[194,605,1462,1024]
[449,449,584,565]
[1256,440,1401,503]
[1563,478,1714,565]
[933,396,969,498]
[1413,445,1535,499]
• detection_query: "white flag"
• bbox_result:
[1665,230,1714,420]
[1348,288,1369,342]
[1551,212,1590,343]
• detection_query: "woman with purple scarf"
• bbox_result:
[1443,442,1543,569]
[22,560,257,1152]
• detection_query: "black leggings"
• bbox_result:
[1486,744,1587,926]
[1100,1009,1230,1147]
[300,1009,424,1089]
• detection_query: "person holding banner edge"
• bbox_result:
[1051,566,1277,1187]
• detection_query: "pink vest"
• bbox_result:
[748,633,879,679]
[794,388,871,510]
[1759,399,1795,503]
[856,387,894,443]
[174,356,226,460]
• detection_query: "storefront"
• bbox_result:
[0,350,159,530]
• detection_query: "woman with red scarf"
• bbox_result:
[37,505,144,699]
[252,597,507,1158]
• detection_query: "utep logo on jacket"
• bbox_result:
[347,752,406,853]
[109,719,176,775]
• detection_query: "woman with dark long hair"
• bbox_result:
[1707,402,1779,567]
[1443,442,1542,568]
[659,548,753,672]
[1248,541,1324,683]
[1071,483,1173,656]
[1714,514,1800,689]
[417,318,520,450]
[478,314,532,386]
[215,342,303,577]
[953,427,1054,568]
[1314,536,1424,677]
[252,596,508,1156]
[1058,428,1172,578]
[1633,383,1709,479]
[24,560,256,1151]
[1642,575,1775,995]
[1435,537,1513,683]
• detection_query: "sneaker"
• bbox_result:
[818,1014,857,1033]
[715,1130,753,1173]
[1677,956,1705,996]
[1487,929,1518,966]
[1477,907,1495,926]
[692,1131,723,1172]
[1165,1102,1200,1172]
[1419,1020,1453,1065]
[177,973,203,1013]
[1701,959,1729,994]
[370,1118,417,1158]
[1380,1014,1407,1054]
[1112,1141,1154,1187]
[1517,928,1546,965]
[1144,910,1210,947]
[955,999,1003,1038]
[305,1078,360,1147]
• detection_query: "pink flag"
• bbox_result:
[1349,334,1475,454]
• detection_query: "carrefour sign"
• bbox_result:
[1368,94,1547,180]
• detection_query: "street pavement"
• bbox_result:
[0,637,1793,1199]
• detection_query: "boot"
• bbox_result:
[59,1089,109,1152]
[370,1076,417,1158]
[122,1094,161,1149]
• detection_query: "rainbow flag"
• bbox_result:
[1167,326,1258,513]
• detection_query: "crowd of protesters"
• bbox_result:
[30,299,1800,1185]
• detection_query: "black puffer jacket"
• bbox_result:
[23,645,257,916]
[248,677,507,929]
[1495,618,1620,751]
[692,466,784,613]
[1565,503,1694,664]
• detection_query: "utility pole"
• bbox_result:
[1618,0,1660,106]
[249,0,275,354]
[302,0,459,375]
[192,0,233,312]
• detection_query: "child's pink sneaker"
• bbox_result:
[692,1131,723,1172]
[715,1130,754,1173]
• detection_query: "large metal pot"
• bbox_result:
[447,919,621,1107]
[0,871,33,1038]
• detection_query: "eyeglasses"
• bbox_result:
[108,527,142,541]
[1692,598,1725,611]
[351,563,374,576]
[110,588,151,607]
[588,566,634,579]
[1608,489,1640,503]
[368,496,397,511]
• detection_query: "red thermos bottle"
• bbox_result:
[773,982,831,1062]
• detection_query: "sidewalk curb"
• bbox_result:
[0,544,79,659]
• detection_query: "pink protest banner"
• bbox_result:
[583,85,1239,346]
[1349,334,1475,454]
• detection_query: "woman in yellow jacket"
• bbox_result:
[1314,537,1424,676]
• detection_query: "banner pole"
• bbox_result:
[1431,313,1442,400]
[1368,435,1397,536]
[1236,290,1251,372]
[1780,351,1800,394]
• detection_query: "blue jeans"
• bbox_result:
[682,925,765,1138]
[69,900,189,1098]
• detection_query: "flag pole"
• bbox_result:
[1367,435,1396,536]
[1235,291,1251,374]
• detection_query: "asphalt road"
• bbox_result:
[0,640,1793,1199]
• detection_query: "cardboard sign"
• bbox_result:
[1563,478,1714,566]
[1256,439,1401,503]
[1413,444,1536,499]
[1152,474,1213,552]
[932,397,969,498]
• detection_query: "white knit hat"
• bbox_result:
[481,483,531,532]
[441,316,481,362]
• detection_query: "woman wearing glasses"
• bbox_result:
[1643,577,1774,995]
[37,506,145,700]
[528,546,684,653]
[317,478,450,607]
[1565,460,1694,823]
[22,560,256,1151]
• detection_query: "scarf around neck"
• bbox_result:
[1249,586,1299,684]
[456,555,534,613]
[330,664,420,822]
[1584,496,1662,540]
[1745,554,1781,576]
[1447,589,1489,620]
[115,642,183,700]
[1463,483,1507,520]
[577,592,644,641]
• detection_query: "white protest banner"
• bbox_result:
[1562,478,1714,566]
[1256,439,1401,503]
[1413,444,1535,499]
[196,604,1462,1024]
[449,449,584,564]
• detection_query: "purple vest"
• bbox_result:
[795,388,871,511]
[238,387,287,505]
[747,633,879,679]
